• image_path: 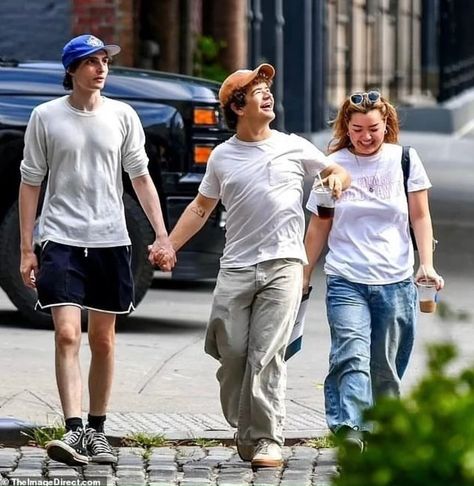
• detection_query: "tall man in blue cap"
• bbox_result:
[19,34,175,466]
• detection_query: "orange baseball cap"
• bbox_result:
[218,63,275,106]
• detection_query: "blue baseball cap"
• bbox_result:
[62,34,121,69]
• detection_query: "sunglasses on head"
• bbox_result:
[349,90,381,105]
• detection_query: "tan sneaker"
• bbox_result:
[251,439,283,468]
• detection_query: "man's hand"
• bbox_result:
[319,162,351,198]
[320,174,344,199]
[20,250,38,288]
[148,236,177,272]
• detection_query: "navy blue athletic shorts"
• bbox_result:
[36,241,135,314]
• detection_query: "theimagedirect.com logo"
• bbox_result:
[6,479,104,486]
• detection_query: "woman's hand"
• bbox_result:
[415,264,444,291]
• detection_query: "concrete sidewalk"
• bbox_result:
[0,409,328,447]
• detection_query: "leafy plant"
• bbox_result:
[122,431,167,449]
[193,35,228,82]
[192,437,221,448]
[304,435,337,449]
[22,423,65,448]
[436,300,470,321]
[334,343,474,486]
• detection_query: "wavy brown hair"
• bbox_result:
[328,94,400,154]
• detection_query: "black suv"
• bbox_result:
[0,60,231,325]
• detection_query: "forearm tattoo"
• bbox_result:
[191,204,206,218]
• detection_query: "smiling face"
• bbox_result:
[69,51,109,92]
[347,109,387,155]
[240,80,275,123]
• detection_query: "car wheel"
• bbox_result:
[0,201,53,327]
[0,195,154,327]
[123,193,155,310]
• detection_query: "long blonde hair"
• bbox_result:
[328,94,400,154]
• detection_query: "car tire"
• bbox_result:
[123,193,155,309]
[0,194,154,328]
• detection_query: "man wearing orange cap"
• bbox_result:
[151,64,350,467]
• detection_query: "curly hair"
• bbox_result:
[222,76,273,130]
[328,94,400,154]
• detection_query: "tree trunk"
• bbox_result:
[205,0,247,72]
[141,0,180,72]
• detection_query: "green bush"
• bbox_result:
[334,343,474,486]
[193,35,228,82]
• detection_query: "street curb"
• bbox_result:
[0,417,329,448]
[0,418,36,446]
[107,428,329,446]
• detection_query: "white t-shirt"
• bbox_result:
[199,130,330,267]
[20,96,149,247]
[306,144,431,284]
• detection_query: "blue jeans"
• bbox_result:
[324,275,416,433]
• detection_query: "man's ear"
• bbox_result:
[230,102,244,117]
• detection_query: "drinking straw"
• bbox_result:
[317,171,324,188]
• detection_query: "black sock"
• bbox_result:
[65,417,83,432]
[87,414,106,432]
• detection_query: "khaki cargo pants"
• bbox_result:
[205,258,303,447]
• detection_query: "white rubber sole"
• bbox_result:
[46,440,88,466]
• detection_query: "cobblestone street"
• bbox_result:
[0,445,337,486]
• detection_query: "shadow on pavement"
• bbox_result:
[151,278,215,292]
[0,310,207,334]
[118,314,206,334]
[0,310,48,330]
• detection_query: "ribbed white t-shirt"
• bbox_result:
[20,96,149,247]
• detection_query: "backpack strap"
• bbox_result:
[401,145,418,251]
[401,145,410,196]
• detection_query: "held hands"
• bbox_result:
[147,236,177,272]
[302,266,312,295]
[302,277,311,296]
[320,174,343,199]
[415,264,445,291]
[20,250,38,288]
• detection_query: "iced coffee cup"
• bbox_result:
[313,186,335,220]
[417,279,437,313]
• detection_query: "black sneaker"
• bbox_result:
[341,428,365,454]
[46,428,88,466]
[85,427,117,464]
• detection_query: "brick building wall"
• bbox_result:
[72,0,138,66]
[0,0,138,65]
